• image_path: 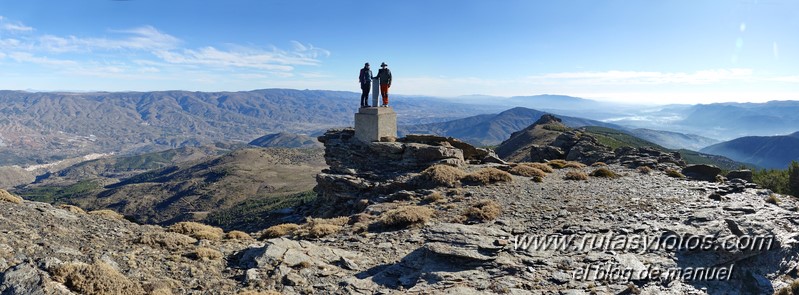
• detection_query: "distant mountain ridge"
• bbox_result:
[0,89,496,166]
[400,107,625,146]
[629,128,719,151]
[701,131,799,169]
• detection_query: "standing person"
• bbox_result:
[375,62,392,107]
[358,62,373,107]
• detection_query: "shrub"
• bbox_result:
[665,169,686,179]
[225,230,252,240]
[464,168,513,185]
[637,166,653,174]
[462,199,501,222]
[509,165,547,177]
[532,176,544,183]
[136,231,197,251]
[59,204,86,214]
[380,205,434,228]
[88,209,125,220]
[591,162,608,167]
[190,247,223,260]
[790,161,799,197]
[261,223,299,239]
[564,170,589,181]
[753,168,790,194]
[0,189,23,204]
[168,222,224,240]
[518,162,554,173]
[51,261,144,295]
[589,167,618,178]
[420,164,467,187]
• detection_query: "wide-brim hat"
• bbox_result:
[380,62,387,67]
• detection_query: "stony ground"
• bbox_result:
[2,162,798,294]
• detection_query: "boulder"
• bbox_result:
[726,170,753,182]
[530,145,565,162]
[682,164,722,182]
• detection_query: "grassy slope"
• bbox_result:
[14,147,326,231]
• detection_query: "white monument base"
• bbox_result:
[354,107,397,143]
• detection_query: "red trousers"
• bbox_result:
[380,84,390,105]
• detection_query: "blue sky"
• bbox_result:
[0,0,797,104]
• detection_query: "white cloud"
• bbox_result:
[153,42,328,72]
[8,52,78,67]
[0,16,330,78]
[0,16,33,32]
[36,26,180,53]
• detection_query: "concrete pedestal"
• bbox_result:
[355,107,397,143]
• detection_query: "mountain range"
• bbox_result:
[399,107,625,146]
[0,89,499,166]
[701,131,799,169]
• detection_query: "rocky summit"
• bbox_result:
[2,128,799,294]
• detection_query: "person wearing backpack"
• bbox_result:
[358,62,373,108]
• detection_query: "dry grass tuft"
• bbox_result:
[532,176,544,183]
[237,291,282,295]
[225,230,252,240]
[261,223,299,239]
[775,279,799,295]
[51,261,144,295]
[464,168,513,185]
[168,222,224,240]
[589,167,619,178]
[462,199,502,222]
[190,247,223,260]
[509,165,547,178]
[591,162,608,167]
[564,161,587,169]
[547,159,569,169]
[136,231,198,251]
[380,205,434,228]
[564,170,589,181]
[59,204,86,214]
[294,217,349,239]
[766,194,781,205]
[637,166,653,174]
[88,209,125,220]
[0,189,23,204]
[420,164,467,187]
[519,162,554,173]
[665,169,686,179]
[423,191,446,204]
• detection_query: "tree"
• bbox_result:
[790,161,799,197]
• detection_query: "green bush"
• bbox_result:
[790,161,799,197]
[753,168,790,195]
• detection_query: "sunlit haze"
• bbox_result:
[1,0,797,104]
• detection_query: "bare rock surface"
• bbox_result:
[2,127,799,294]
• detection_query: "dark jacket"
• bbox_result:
[359,68,373,85]
[376,68,392,85]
